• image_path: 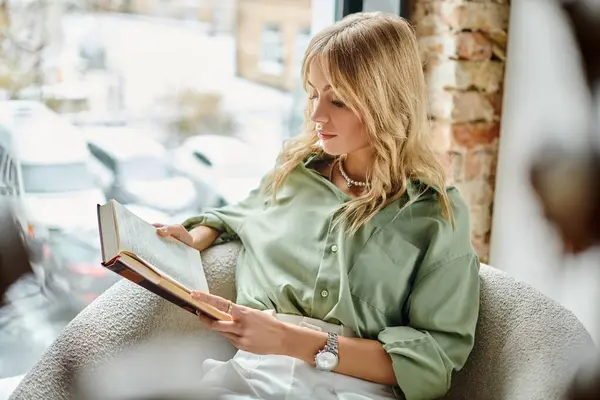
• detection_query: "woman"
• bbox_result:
[156,12,480,400]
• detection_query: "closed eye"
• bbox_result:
[332,100,345,108]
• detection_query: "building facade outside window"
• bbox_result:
[258,24,284,76]
[294,27,311,75]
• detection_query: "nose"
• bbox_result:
[311,99,329,126]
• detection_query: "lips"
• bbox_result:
[317,130,336,141]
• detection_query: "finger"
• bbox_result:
[155,224,184,234]
[197,316,240,345]
[197,313,237,330]
[191,292,248,319]
[197,312,217,327]
[191,291,231,313]
[211,321,242,335]
[221,332,241,345]
[166,224,187,236]
[155,226,170,236]
[228,304,246,319]
[156,225,177,235]
[159,225,192,244]
[197,311,243,335]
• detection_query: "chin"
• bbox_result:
[320,141,345,156]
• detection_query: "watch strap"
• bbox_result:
[324,332,338,355]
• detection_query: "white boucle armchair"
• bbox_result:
[9,241,595,400]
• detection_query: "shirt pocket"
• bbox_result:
[348,230,422,316]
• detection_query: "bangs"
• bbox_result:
[301,51,333,91]
[301,37,361,114]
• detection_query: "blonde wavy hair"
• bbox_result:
[264,12,453,234]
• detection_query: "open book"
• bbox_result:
[96,199,231,321]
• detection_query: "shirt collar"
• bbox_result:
[302,154,442,219]
[406,179,442,201]
[304,151,329,168]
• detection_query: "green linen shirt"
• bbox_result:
[183,155,480,400]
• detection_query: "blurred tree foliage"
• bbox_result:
[0,61,30,97]
[162,89,237,143]
[85,0,132,13]
[0,0,45,98]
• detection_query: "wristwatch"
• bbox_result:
[314,332,339,371]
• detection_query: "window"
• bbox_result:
[21,163,95,193]
[0,148,15,196]
[193,151,213,167]
[259,24,284,75]
[0,145,6,180]
[362,0,401,14]
[0,149,15,195]
[294,27,311,75]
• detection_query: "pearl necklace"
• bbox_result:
[338,157,369,188]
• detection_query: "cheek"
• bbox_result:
[337,113,368,145]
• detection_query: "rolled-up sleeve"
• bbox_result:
[378,253,480,400]
[182,179,266,245]
[182,212,240,245]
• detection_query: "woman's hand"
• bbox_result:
[191,291,289,355]
[154,223,220,252]
[153,223,195,248]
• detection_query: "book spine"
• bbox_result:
[106,261,198,316]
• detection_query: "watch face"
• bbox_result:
[316,351,338,370]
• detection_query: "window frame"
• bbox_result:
[335,0,412,19]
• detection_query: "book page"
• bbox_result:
[112,201,209,292]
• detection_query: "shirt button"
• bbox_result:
[330,245,338,253]
[321,289,329,298]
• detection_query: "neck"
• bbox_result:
[342,147,373,182]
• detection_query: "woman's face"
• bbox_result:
[308,61,370,156]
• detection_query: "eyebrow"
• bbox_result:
[307,80,332,92]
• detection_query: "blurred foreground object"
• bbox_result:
[562,0,600,90]
[530,0,600,255]
[75,335,257,400]
[529,1,600,399]
[530,148,600,254]
[0,199,33,303]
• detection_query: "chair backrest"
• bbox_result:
[443,264,595,400]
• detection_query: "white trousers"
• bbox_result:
[197,312,398,400]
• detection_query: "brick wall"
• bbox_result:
[413,0,510,262]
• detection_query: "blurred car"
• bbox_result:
[0,126,22,215]
[84,127,199,215]
[0,101,106,234]
[0,122,30,236]
[0,132,66,304]
[171,134,269,206]
[44,228,119,310]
